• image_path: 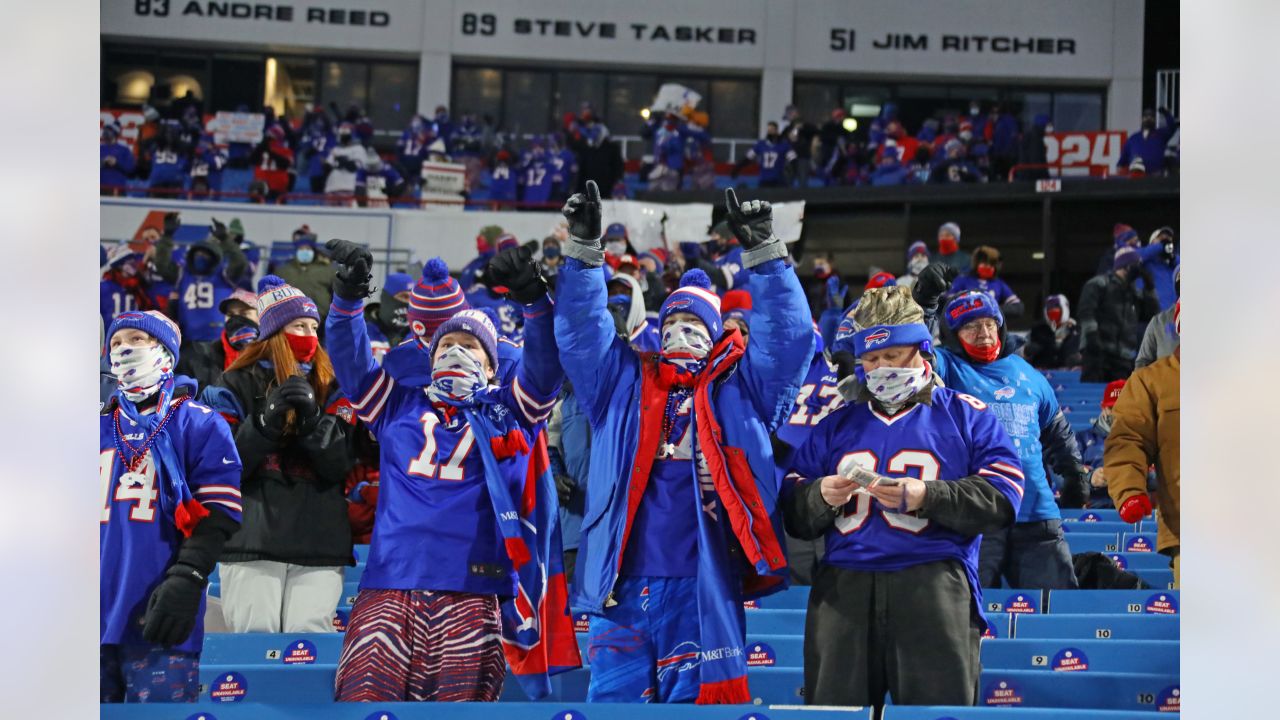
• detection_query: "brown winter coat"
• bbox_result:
[1104,351,1180,553]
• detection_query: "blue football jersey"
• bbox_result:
[176,267,238,342]
[489,164,518,202]
[775,353,843,453]
[932,348,1060,522]
[326,299,559,596]
[786,386,1024,617]
[465,288,525,342]
[749,139,794,184]
[519,160,555,204]
[100,394,242,653]
[148,148,189,187]
[949,274,1019,306]
[101,278,140,332]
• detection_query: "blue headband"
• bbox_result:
[849,323,933,358]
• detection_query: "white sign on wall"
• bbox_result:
[101,0,426,54]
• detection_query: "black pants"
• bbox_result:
[804,559,981,707]
[978,519,1079,590]
[784,531,824,586]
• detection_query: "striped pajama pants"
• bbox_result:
[334,589,506,702]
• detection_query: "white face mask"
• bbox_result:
[110,343,174,402]
[427,345,488,403]
[605,239,627,256]
[661,320,713,372]
[296,248,316,264]
[1044,124,1055,134]
[908,254,929,276]
[865,364,930,413]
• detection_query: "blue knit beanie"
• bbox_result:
[428,308,499,370]
[107,310,182,362]
[659,269,723,338]
[256,275,320,339]
[944,291,1005,332]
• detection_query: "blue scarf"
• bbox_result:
[431,387,582,699]
[112,376,207,536]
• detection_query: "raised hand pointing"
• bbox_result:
[563,180,603,242]
[724,188,776,251]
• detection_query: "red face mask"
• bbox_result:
[285,333,319,363]
[960,338,1001,363]
[939,237,959,255]
[976,264,996,280]
[1046,308,1063,325]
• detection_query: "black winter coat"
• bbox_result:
[1024,320,1082,369]
[216,364,355,567]
[1076,273,1159,381]
[176,336,228,392]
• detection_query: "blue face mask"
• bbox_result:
[542,245,561,259]
[296,248,316,264]
[189,252,216,275]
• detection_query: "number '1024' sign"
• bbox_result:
[1044,131,1128,171]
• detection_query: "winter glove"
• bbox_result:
[325,238,375,300]
[278,376,319,421]
[1058,471,1090,509]
[348,481,371,503]
[825,275,847,310]
[209,218,228,242]
[724,188,777,251]
[832,350,859,382]
[141,508,238,647]
[163,211,181,237]
[563,179,603,241]
[554,474,575,506]
[911,262,959,311]
[1118,494,1153,524]
[259,383,294,437]
[482,246,547,304]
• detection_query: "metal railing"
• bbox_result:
[1156,69,1179,123]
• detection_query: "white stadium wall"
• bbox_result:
[102,0,1145,135]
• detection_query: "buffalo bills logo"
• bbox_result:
[865,328,891,347]
[948,295,987,319]
[994,386,1015,400]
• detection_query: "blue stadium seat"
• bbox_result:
[980,638,1179,674]
[1060,521,1132,535]
[1047,590,1178,615]
[1120,532,1158,553]
[982,589,1044,614]
[354,544,371,562]
[1061,532,1120,554]
[1134,569,1176,589]
[743,634,804,667]
[203,633,344,666]
[1060,508,1123,522]
[106,702,872,720]
[978,670,1179,711]
[745,586,809,609]
[885,708,1176,720]
[743,609,805,635]
[1013,614,1179,641]
[1106,552,1171,571]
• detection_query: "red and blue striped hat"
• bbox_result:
[659,269,722,338]
[256,275,319,339]
[407,257,469,339]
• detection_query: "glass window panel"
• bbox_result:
[321,60,369,115]
[268,58,315,121]
[452,67,503,126]
[793,82,840,129]
[503,70,554,134]
[1007,91,1052,133]
[708,78,759,139]
[606,74,656,136]
[555,71,606,128]
[369,63,417,133]
[1052,92,1104,132]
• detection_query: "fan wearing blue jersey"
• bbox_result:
[773,324,841,585]
[946,245,1024,317]
[916,276,1090,590]
[101,311,242,703]
[785,285,1023,708]
[153,217,251,344]
[323,239,579,702]
[557,184,810,704]
[732,122,797,188]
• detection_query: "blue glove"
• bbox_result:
[826,275,847,310]
[347,481,370,503]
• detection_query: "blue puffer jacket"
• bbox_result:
[555,255,813,615]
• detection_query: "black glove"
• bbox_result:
[259,383,294,437]
[562,180,602,241]
[210,218,228,242]
[278,376,319,421]
[483,246,547,304]
[141,508,238,647]
[832,350,859,382]
[1058,472,1090,509]
[911,262,959,311]
[325,238,374,300]
[163,211,181,237]
[555,474,574,506]
[724,188,776,251]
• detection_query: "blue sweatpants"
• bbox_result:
[100,643,200,703]
[586,576,701,703]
